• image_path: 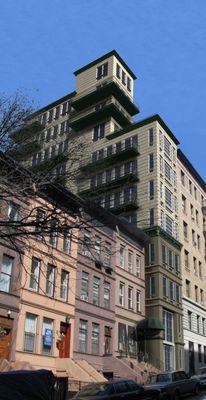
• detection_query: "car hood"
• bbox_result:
[145,383,169,390]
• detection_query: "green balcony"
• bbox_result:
[79,172,139,197]
[71,79,139,116]
[109,198,139,215]
[69,103,131,131]
[80,143,140,175]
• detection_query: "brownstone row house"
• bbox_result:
[0,159,147,380]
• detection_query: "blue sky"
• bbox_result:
[0,0,205,179]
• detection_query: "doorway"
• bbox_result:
[58,322,71,358]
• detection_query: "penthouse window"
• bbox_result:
[93,123,105,142]
[164,137,171,158]
[96,62,108,80]
[127,77,131,92]
[116,63,121,78]
[148,128,154,146]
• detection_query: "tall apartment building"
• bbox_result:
[28,50,205,372]
[177,150,206,374]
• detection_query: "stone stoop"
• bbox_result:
[102,356,143,383]
[55,358,106,383]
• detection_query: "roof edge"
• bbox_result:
[177,149,206,192]
[74,50,137,80]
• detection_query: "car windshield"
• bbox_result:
[75,383,109,397]
[150,374,171,383]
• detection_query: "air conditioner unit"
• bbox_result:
[81,295,88,301]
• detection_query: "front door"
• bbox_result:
[0,317,13,360]
[58,322,71,358]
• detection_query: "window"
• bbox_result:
[127,76,131,91]
[193,257,197,275]
[60,270,69,301]
[128,287,133,309]
[29,258,40,292]
[162,245,167,265]
[203,318,205,336]
[94,235,101,260]
[0,255,13,293]
[163,310,173,342]
[195,285,198,302]
[81,271,89,302]
[149,243,155,265]
[63,230,71,253]
[128,251,133,273]
[189,180,192,194]
[160,210,164,228]
[119,282,125,306]
[104,282,110,309]
[149,153,154,172]
[197,315,200,333]
[42,318,53,355]
[92,277,100,306]
[165,215,173,236]
[164,137,171,157]
[148,128,154,146]
[118,323,126,352]
[136,255,141,277]
[116,63,121,78]
[175,254,180,275]
[163,276,167,298]
[200,289,204,305]
[165,161,172,182]
[184,250,190,269]
[96,62,108,79]
[150,276,156,297]
[149,208,154,226]
[46,264,55,297]
[181,171,185,186]
[122,70,126,85]
[8,202,19,221]
[82,231,91,256]
[176,284,180,304]
[182,195,186,213]
[198,344,202,363]
[194,187,197,200]
[183,221,188,239]
[197,234,200,250]
[78,320,87,353]
[149,180,154,200]
[119,246,125,269]
[169,281,174,302]
[196,210,199,225]
[136,290,141,312]
[165,187,172,210]
[186,280,190,298]
[188,311,192,330]
[168,249,173,271]
[160,157,163,174]
[104,242,111,267]
[49,219,57,247]
[105,169,112,183]
[93,123,105,141]
[199,262,202,278]
[92,323,100,354]
[24,313,37,352]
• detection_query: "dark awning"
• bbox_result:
[137,317,164,331]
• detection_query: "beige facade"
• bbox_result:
[177,151,206,374]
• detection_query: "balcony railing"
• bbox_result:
[80,142,139,174]
[79,171,139,197]
[109,195,139,215]
[69,98,132,131]
[71,76,139,115]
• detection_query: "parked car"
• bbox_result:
[145,370,200,400]
[191,367,206,387]
[73,379,161,400]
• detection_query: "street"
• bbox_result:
[186,392,206,400]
